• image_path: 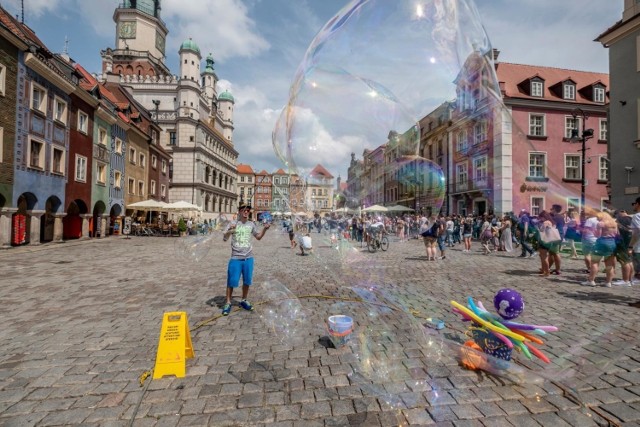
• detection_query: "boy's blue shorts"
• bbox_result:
[227,258,254,288]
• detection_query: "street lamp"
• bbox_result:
[570,108,594,213]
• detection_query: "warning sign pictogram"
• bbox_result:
[152,312,194,379]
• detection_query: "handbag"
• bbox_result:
[540,225,561,244]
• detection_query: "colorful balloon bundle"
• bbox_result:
[451,288,558,371]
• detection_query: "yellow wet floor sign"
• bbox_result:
[153,312,194,379]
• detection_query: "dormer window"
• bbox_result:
[563,83,575,100]
[594,86,605,103]
[531,81,543,97]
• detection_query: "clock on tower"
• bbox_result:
[119,21,136,39]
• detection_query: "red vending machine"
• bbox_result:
[12,214,26,246]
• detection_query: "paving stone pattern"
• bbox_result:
[1,230,640,426]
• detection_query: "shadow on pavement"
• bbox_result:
[557,290,640,307]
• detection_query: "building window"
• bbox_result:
[456,130,467,152]
[568,197,580,212]
[150,180,156,195]
[563,84,575,100]
[129,147,136,164]
[151,154,157,169]
[54,97,67,124]
[0,127,3,163]
[0,63,5,96]
[529,153,546,178]
[169,131,176,145]
[565,154,581,180]
[456,163,468,184]
[565,116,580,139]
[248,176,253,183]
[98,128,107,146]
[531,197,544,216]
[139,153,145,168]
[78,111,88,134]
[240,176,245,183]
[97,163,106,184]
[594,87,605,103]
[28,138,45,169]
[274,177,280,185]
[138,180,144,196]
[599,119,608,141]
[75,155,87,182]
[474,121,486,145]
[599,156,609,181]
[531,81,543,97]
[473,156,487,183]
[161,159,167,174]
[31,82,47,114]
[529,114,545,136]
[312,189,316,196]
[161,184,166,198]
[115,137,122,153]
[51,146,65,175]
[128,177,135,194]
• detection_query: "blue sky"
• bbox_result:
[1,0,621,178]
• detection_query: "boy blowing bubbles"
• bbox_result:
[221,203,270,316]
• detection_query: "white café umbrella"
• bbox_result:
[387,205,415,212]
[283,211,292,216]
[362,204,389,212]
[165,201,202,211]
[127,199,170,210]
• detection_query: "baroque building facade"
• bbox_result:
[100,0,238,220]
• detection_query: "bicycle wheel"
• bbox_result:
[367,239,377,253]
[380,236,389,251]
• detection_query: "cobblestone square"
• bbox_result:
[2,231,640,426]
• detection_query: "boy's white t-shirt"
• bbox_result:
[300,235,312,249]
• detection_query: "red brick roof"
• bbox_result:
[309,164,334,179]
[273,168,286,175]
[237,164,254,174]
[256,170,269,175]
[75,63,98,91]
[495,62,609,105]
[0,6,48,52]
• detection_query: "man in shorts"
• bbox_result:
[221,203,270,316]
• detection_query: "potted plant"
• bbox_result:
[178,218,187,236]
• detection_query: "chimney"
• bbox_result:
[492,48,500,62]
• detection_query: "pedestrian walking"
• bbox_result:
[220,203,270,316]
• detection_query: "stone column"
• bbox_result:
[26,210,45,246]
[52,213,66,243]
[100,214,109,238]
[0,208,17,249]
[80,214,92,240]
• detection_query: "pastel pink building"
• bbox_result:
[450,51,609,217]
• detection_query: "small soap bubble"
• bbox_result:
[258,281,308,344]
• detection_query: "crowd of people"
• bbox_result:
[274,199,640,290]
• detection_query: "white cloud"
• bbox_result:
[4,0,65,20]
[162,0,269,62]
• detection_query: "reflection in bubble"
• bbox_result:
[258,281,308,343]
[173,234,214,263]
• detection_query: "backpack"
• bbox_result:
[421,221,439,238]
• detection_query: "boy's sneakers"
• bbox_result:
[580,280,596,287]
[221,303,231,316]
[240,300,254,311]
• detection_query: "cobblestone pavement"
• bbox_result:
[2,230,640,426]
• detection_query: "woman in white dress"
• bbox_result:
[500,215,513,252]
